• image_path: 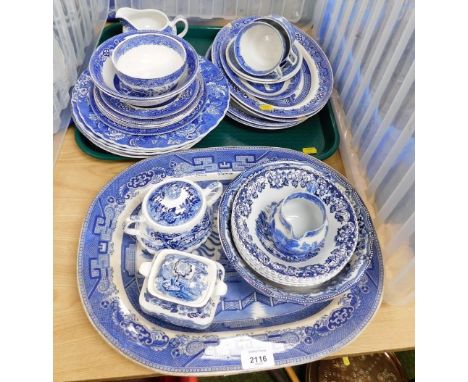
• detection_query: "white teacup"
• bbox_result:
[234,21,286,78]
[124,178,223,253]
[116,7,189,38]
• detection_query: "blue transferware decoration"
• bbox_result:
[90,77,206,134]
[212,16,333,119]
[112,33,187,94]
[116,7,188,38]
[138,249,228,330]
[71,57,229,155]
[97,78,199,120]
[124,178,223,253]
[88,31,198,107]
[231,162,358,288]
[227,108,301,130]
[256,16,298,66]
[77,147,381,374]
[233,21,286,78]
[219,158,374,304]
[271,192,328,259]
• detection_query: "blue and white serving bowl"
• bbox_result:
[112,33,187,95]
[138,249,227,330]
[124,178,223,252]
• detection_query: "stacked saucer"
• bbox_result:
[208,16,333,130]
[218,159,374,305]
[71,31,229,158]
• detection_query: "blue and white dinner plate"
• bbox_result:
[97,77,200,120]
[230,162,359,288]
[71,57,229,155]
[78,147,382,375]
[88,31,199,107]
[211,17,333,120]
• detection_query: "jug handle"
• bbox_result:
[171,16,189,38]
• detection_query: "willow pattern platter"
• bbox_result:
[78,147,382,375]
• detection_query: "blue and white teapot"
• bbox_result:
[115,7,189,37]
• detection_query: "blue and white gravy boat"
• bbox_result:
[115,7,188,37]
[138,249,227,330]
[124,178,223,253]
[271,192,328,259]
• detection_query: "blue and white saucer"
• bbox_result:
[211,17,333,120]
[71,57,229,155]
[88,31,199,107]
[78,147,382,374]
[97,77,200,120]
[231,162,358,287]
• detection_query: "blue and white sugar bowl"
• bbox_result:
[124,178,223,253]
[138,249,227,330]
[111,33,188,95]
[271,192,328,259]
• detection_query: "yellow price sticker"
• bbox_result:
[342,356,350,366]
[302,147,318,155]
[259,104,274,111]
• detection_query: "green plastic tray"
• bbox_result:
[73,23,340,161]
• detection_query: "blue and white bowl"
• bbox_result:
[124,178,223,253]
[138,249,227,330]
[112,33,187,95]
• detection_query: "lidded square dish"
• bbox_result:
[138,249,227,330]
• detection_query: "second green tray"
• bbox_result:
[74,23,340,161]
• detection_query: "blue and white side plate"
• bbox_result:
[211,17,333,120]
[231,162,358,287]
[88,31,199,107]
[97,77,200,120]
[72,58,229,156]
[78,147,382,375]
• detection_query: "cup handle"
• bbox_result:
[124,216,155,243]
[203,181,223,207]
[286,48,298,66]
[272,66,283,79]
[139,262,152,277]
[171,16,188,38]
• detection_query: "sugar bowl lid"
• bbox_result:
[139,249,218,308]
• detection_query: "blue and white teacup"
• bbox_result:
[256,15,299,68]
[124,178,223,254]
[112,33,187,95]
[271,192,328,258]
[234,21,287,78]
[115,7,189,38]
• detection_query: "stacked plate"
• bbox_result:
[71,31,229,158]
[207,16,333,130]
[219,159,374,305]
